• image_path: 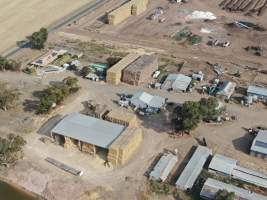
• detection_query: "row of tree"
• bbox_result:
[0,82,20,111]
[0,56,21,71]
[0,134,26,167]
[37,77,80,114]
[173,97,220,132]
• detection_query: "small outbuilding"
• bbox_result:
[216,81,236,100]
[149,153,178,182]
[208,154,237,176]
[247,86,267,102]
[161,74,192,92]
[130,91,166,110]
[250,130,267,160]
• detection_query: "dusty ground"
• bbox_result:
[0,0,94,54]
[1,0,267,199]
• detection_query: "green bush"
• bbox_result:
[0,134,26,167]
[0,56,21,71]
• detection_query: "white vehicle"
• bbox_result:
[85,73,99,81]
[153,70,161,78]
[118,100,129,108]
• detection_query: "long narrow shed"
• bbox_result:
[149,153,178,182]
[175,146,212,190]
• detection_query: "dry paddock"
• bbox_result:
[0,0,93,54]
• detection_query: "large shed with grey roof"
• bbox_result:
[161,74,192,92]
[250,130,267,159]
[51,113,142,166]
[175,146,212,191]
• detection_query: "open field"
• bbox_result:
[0,0,94,54]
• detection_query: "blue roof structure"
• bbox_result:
[51,113,125,149]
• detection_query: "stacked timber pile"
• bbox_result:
[104,109,138,127]
[122,54,158,86]
[219,0,267,16]
[106,53,140,85]
[107,0,149,25]
[108,128,143,166]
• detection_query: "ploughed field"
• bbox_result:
[0,0,92,54]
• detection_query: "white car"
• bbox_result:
[153,70,161,78]
[118,100,129,108]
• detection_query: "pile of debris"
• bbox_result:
[245,46,264,56]
[186,10,217,20]
[228,21,266,32]
[219,0,267,16]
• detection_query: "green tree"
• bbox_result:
[0,134,26,167]
[175,101,202,132]
[0,83,20,111]
[27,28,48,49]
[63,76,79,93]
[215,190,235,200]
[199,97,219,121]
[80,66,91,78]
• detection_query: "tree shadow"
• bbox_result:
[23,99,40,112]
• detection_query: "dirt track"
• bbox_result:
[0,0,93,54]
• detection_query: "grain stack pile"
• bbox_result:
[108,0,149,25]
[108,128,143,166]
[122,54,158,86]
[219,0,267,16]
[64,137,78,149]
[106,53,140,85]
[105,109,138,127]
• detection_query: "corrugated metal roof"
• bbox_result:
[162,74,192,91]
[175,146,212,190]
[131,91,165,109]
[51,113,125,149]
[248,86,267,97]
[208,154,237,175]
[149,153,178,182]
[201,178,267,200]
[251,130,267,155]
[232,166,267,189]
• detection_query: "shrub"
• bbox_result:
[27,28,48,49]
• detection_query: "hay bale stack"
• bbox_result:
[81,142,96,155]
[106,53,140,85]
[105,109,138,127]
[107,0,149,26]
[108,128,143,166]
[64,137,78,149]
[122,54,158,86]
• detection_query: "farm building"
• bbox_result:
[250,130,267,160]
[51,113,142,166]
[149,153,178,182]
[247,86,267,102]
[216,81,236,100]
[106,53,140,85]
[31,49,67,67]
[200,178,267,200]
[161,74,192,92]
[104,109,138,127]
[130,91,166,110]
[208,154,267,189]
[122,54,158,86]
[175,146,212,191]
[107,0,149,26]
[108,127,143,166]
